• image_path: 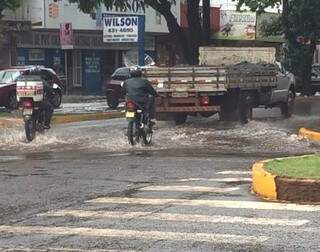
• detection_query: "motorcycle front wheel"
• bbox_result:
[142,123,153,145]
[127,121,140,146]
[25,118,36,142]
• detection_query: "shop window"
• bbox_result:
[29,49,45,61]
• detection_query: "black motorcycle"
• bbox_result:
[125,100,153,146]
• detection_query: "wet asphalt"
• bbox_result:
[0,97,319,251]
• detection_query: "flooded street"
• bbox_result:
[0,98,319,157]
[0,97,320,251]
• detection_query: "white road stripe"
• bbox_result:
[88,197,320,212]
[42,210,309,226]
[0,225,269,244]
[139,186,240,193]
[178,178,252,182]
[216,171,251,175]
[1,249,128,252]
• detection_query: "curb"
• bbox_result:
[52,111,124,124]
[0,111,124,128]
[299,127,320,141]
[252,156,320,203]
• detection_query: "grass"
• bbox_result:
[265,155,320,180]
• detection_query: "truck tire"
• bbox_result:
[280,89,295,118]
[239,92,254,124]
[219,91,239,121]
[174,114,187,125]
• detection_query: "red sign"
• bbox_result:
[60,23,74,49]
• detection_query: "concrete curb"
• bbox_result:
[252,156,320,203]
[0,111,124,128]
[299,127,320,141]
[52,111,124,124]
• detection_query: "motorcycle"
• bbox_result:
[16,77,57,142]
[125,100,153,146]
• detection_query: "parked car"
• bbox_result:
[0,66,64,110]
[104,66,157,109]
[104,67,130,109]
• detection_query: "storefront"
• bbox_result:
[16,29,156,94]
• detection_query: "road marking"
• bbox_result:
[42,210,309,226]
[178,178,252,182]
[216,171,251,175]
[88,197,320,212]
[0,225,269,244]
[139,185,240,192]
[0,249,129,252]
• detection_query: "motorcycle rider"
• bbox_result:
[123,66,158,123]
[24,68,54,129]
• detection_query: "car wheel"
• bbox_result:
[281,90,295,118]
[107,93,119,109]
[6,93,17,111]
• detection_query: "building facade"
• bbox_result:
[3,0,180,94]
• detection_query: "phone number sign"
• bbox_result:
[103,16,138,43]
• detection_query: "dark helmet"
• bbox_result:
[130,66,142,78]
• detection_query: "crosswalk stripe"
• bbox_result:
[87,197,320,212]
[178,178,252,182]
[139,186,240,193]
[42,210,309,226]
[216,171,251,175]
[0,225,269,244]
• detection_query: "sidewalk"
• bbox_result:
[62,95,106,103]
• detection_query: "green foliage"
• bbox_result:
[236,0,320,95]
[0,0,21,19]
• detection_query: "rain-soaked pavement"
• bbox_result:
[0,97,320,251]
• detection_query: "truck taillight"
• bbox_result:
[23,99,33,109]
[126,101,136,111]
[201,96,210,106]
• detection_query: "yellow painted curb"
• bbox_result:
[0,112,124,128]
[252,162,277,201]
[299,127,320,141]
[52,112,124,124]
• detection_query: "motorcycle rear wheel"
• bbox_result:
[127,121,140,146]
[25,118,36,142]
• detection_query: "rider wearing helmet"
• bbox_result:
[123,66,158,121]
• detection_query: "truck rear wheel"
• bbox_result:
[174,114,187,125]
[219,91,239,121]
[280,89,295,118]
[239,92,254,124]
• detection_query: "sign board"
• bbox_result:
[104,0,145,15]
[103,16,139,43]
[212,10,256,40]
[60,22,74,49]
[256,13,284,42]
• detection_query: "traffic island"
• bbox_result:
[252,155,320,203]
[299,127,320,141]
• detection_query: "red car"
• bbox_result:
[105,67,130,109]
[0,66,64,110]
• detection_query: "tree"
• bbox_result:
[69,0,211,65]
[235,0,320,95]
[0,0,21,19]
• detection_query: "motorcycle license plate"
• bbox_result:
[126,111,135,118]
[23,109,33,115]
